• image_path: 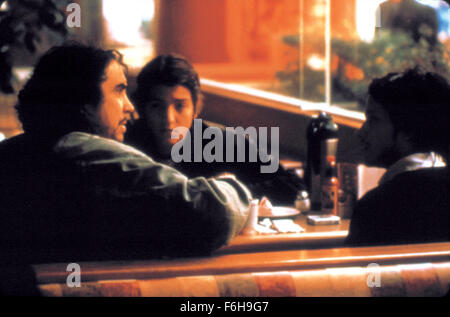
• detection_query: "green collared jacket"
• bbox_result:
[0,132,251,264]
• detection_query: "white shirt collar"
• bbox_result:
[379,152,446,185]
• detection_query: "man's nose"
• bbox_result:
[124,95,135,114]
[166,104,176,124]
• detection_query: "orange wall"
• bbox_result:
[155,0,228,63]
[155,0,358,82]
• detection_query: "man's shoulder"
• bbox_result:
[0,133,53,160]
[54,132,152,160]
[366,167,448,193]
[0,134,28,164]
[388,168,450,188]
[0,133,28,147]
[357,167,450,212]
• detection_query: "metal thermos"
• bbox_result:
[305,112,338,211]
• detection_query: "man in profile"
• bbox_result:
[345,68,450,246]
[0,44,252,266]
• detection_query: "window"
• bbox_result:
[156,0,449,116]
[102,0,155,69]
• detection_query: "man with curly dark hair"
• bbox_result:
[15,44,133,142]
[346,68,450,246]
[0,44,252,266]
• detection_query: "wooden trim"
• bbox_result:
[200,78,365,129]
[217,231,348,254]
[33,242,450,284]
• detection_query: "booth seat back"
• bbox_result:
[38,262,450,297]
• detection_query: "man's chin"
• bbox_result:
[94,127,124,142]
[107,130,124,142]
[104,132,123,143]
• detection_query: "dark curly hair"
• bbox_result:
[133,53,202,115]
[15,43,126,137]
[368,67,450,158]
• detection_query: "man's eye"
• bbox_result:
[115,85,127,93]
[175,102,186,111]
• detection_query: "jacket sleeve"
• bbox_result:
[53,132,252,258]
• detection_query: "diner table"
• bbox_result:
[217,213,350,254]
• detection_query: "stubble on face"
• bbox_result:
[97,60,134,142]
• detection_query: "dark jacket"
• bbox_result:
[345,167,450,246]
[0,132,251,265]
[125,120,305,205]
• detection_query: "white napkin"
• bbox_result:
[272,219,305,233]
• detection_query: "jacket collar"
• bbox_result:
[379,152,446,185]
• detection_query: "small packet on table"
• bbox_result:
[306,214,341,225]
